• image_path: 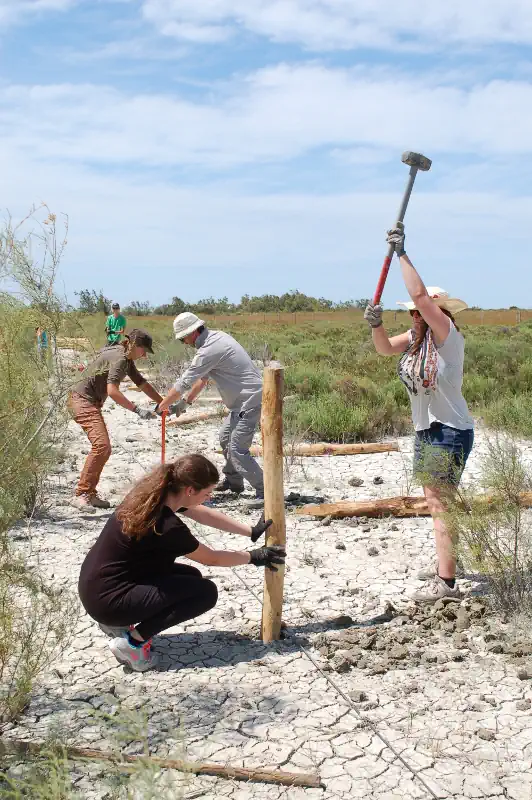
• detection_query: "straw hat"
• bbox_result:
[397,286,468,315]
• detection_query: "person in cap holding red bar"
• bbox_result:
[68,329,163,510]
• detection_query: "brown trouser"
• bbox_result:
[68,393,112,497]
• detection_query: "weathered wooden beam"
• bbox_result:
[167,408,225,427]
[0,738,322,788]
[261,362,286,643]
[296,492,532,519]
[250,442,398,457]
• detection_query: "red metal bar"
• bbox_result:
[161,410,167,464]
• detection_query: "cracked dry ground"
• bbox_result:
[3,392,532,799]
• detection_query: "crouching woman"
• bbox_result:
[78,454,283,672]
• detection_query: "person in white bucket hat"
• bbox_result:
[364,222,474,603]
[157,312,265,509]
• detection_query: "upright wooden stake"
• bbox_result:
[260,362,286,643]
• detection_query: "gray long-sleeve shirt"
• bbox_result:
[174,328,262,413]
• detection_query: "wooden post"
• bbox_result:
[260,362,286,642]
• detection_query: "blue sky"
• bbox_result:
[2,0,532,308]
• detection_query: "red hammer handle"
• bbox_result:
[161,410,167,464]
[373,246,394,305]
[372,165,419,306]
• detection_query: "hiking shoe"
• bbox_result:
[72,494,110,510]
[99,623,134,639]
[72,494,95,511]
[88,494,111,509]
[213,479,244,494]
[411,575,462,603]
[109,636,157,672]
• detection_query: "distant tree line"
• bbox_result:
[75,289,371,316]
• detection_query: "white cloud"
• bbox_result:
[0,0,76,27]
[2,142,530,308]
[141,0,532,51]
[2,65,532,173]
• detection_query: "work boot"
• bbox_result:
[109,636,158,672]
[213,479,244,494]
[89,494,111,509]
[72,494,95,512]
[411,575,461,603]
[72,493,111,510]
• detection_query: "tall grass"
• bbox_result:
[0,207,75,723]
[59,311,532,443]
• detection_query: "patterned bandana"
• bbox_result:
[397,329,438,396]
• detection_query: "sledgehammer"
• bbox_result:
[372,151,432,305]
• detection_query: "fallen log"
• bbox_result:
[250,442,398,457]
[167,408,225,427]
[296,492,532,519]
[0,738,323,789]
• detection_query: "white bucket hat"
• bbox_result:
[173,311,205,340]
[397,287,468,315]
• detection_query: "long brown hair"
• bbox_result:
[116,454,219,538]
[410,308,459,355]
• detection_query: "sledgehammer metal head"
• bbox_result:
[401,151,432,172]
[372,150,433,305]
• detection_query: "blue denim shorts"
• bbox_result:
[413,423,474,486]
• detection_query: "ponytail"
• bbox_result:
[116,455,219,538]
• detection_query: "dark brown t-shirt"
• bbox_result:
[72,345,146,405]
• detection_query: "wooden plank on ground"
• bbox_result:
[296,492,532,519]
[0,739,323,788]
[250,442,398,457]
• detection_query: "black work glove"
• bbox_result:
[249,545,286,571]
[250,513,273,543]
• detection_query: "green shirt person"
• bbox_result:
[105,303,127,345]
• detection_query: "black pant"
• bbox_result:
[89,564,218,640]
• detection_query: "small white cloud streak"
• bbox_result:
[0,0,76,27]
[141,0,532,51]
[2,65,532,171]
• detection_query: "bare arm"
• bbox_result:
[138,381,163,404]
[186,377,208,405]
[399,254,450,346]
[157,386,181,412]
[186,542,251,567]
[107,383,137,412]
[183,506,252,538]
[371,327,411,356]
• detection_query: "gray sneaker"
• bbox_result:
[416,561,438,581]
[411,575,461,603]
[416,560,464,581]
[242,495,264,510]
[109,636,158,672]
